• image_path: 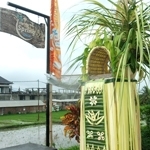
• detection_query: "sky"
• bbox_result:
[0,0,149,91]
[0,0,86,90]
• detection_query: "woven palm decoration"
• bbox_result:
[80,46,141,150]
[86,46,111,77]
[80,46,111,149]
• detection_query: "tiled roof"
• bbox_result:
[0,76,13,84]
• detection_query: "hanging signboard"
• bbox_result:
[0,8,45,48]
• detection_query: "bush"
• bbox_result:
[8,111,11,115]
[140,105,150,128]
[141,126,150,150]
[60,102,80,143]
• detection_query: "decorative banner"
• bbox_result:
[49,0,62,79]
[0,7,45,48]
[81,79,106,150]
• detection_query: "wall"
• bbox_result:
[0,94,11,100]
[0,106,46,115]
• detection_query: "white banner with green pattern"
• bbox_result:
[80,78,141,150]
[80,79,105,150]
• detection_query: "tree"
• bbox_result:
[139,86,150,150]
[140,86,150,105]
[140,86,150,127]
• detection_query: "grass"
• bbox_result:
[0,110,68,129]
[59,145,80,150]
[51,110,67,123]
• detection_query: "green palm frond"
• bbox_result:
[65,0,150,81]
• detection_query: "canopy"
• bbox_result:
[46,74,82,90]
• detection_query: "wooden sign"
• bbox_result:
[0,8,45,48]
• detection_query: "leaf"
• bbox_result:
[61,102,80,143]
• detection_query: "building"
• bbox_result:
[0,76,80,114]
[52,99,79,111]
[12,88,46,101]
[0,76,13,100]
[0,100,46,115]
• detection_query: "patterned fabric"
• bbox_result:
[84,79,106,150]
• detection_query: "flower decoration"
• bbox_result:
[97,132,105,141]
[85,110,104,125]
[89,96,97,106]
[86,130,94,139]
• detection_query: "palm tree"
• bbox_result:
[65,0,150,150]
[140,86,150,105]
[139,86,150,127]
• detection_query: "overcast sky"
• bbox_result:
[0,0,86,90]
[0,0,149,90]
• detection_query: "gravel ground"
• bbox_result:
[0,125,79,149]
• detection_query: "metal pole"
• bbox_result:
[46,15,53,147]
[49,84,53,147]
[46,16,51,147]
[37,79,39,121]
[46,83,50,146]
[7,2,49,18]
[7,2,51,147]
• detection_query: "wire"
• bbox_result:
[11,80,38,82]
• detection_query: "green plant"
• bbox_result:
[139,86,150,105]
[65,0,150,150]
[140,105,150,128]
[8,111,11,115]
[65,0,150,81]
[140,86,150,128]
[141,126,150,150]
[139,86,150,149]
[59,145,79,150]
[60,102,80,143]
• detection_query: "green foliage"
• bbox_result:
[60,103,80,143]
[59,145,79,150]
[140,105,150,128]
[52,111,68,122]
[141,127,150,150]
[140,86,150,128]
[139,86,150,149]
[65,0,150,81]
[139,86,150,105]
[8,111,11,115]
